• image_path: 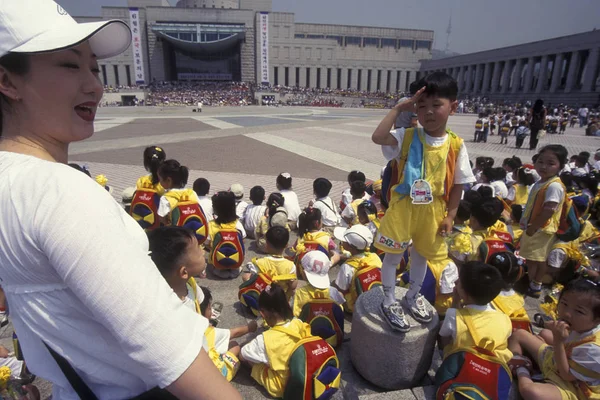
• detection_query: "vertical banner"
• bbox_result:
[129,8,146,84]
[259,12,269,85]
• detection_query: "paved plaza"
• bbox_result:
[4,106,598,399]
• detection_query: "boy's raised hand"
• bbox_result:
[393,86,426,113]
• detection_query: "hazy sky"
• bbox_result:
[58,0,599,54]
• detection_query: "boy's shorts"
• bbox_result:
[537,344,581,400]
[374,195,448,261]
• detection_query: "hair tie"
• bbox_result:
[151,154,158,159]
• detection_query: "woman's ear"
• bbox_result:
[0,65,22,102]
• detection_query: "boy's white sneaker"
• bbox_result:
[402,294,433,324]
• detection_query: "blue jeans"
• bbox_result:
[579,116,587,127]
[481,128,489,142]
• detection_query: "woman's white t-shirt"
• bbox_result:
[0,152,208,399]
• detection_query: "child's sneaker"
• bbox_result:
[380,302,410,333]
[526,287,541,299]
[402,294,433,323]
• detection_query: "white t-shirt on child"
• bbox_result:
[197,195,214,221]
[313,197,340,226]
[280,190,301,227]
[158,188,200,217]
[243,204,266,238]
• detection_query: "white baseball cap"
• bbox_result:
[230,183,244,199]
[0,0,131,59]
[334,225,373,251]
[301,251,331,290]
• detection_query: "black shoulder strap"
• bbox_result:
[44,342,99,400]
[317,199,335,213]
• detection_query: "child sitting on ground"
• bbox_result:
[341,180,368,226]
[255,193,289,253]
[311,178,340,234]
[507,167,535,207]
[276,173,301,229]
[340,170,370,211]
[199,287,257,381]
[240,284,312,398]
[157,160,201,225]
[356,200,380,240]
[193,178,214,221]
[136,145,166,193]
[508,278,600,400]
[242,226,297,299]
[333,225,383,313]
[243,186,266,239]
[439,261,513,365]
[292,251,345,317]
[293,207,338,265]
[231,183,248,220]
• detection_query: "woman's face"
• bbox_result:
[4,42,103,144]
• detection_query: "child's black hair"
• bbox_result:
[249,186,266,205]
[68,163,91,177]
[148,226,196,277]
[475,156,487,169]
[456,200,472,223]
[267,192,285,217]
[408,80,421,95]
[193,178,210,196]
[471,197,504,228]
[297,207,322,236]
[211,191,237,224]
[258,283,294,321]
[313,178,333,198]
[143,146,166,185]
[463,189,482,206]
[511,204,523,222]
[276,173,293,190]
[560,171,575,191]
[579,151,591,163]
[265,226,290,251]
[459,261,505,305]
[559,277,600,320]
[158,159,189,188]
[350,180,366,198]
[347,170,366,184]
[487,251,522,290]
[199,286,212,316]
[516,167,536,186]
[538,145,569,169]
[477,185,495,199]
[504,156,522,171]
[576,155,588,167]
[416,71,458,101]
[579,174,599,197]
[357,200,378,219]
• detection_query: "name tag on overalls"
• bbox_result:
[410,179,433,205]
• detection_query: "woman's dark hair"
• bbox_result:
[0,53,30,136]
[193,178,210,196]
[313,178,332,198]
[258,283,293,321]
[516,167,535,186]
[148,226,196,277]
[538,144,568,169]
[199,286,212,316]
[276,173,293,190]
[143,146,166,185]
[347,170,366,184]
[267,192,285,217]
[211,191,237,224]
[487,251,523,290]
[559,277,600,320]
[297,207,322,236]
[533,99,544,113]
[416,71,458,101]
[158,159,189,188]
[250,185,266,205]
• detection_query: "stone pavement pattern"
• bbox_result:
[12,106,597,399]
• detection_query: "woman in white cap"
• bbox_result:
[0,1,240,399]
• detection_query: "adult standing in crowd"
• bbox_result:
[0,1,240,399]
[528,99,547,150]
[578,104,589,127]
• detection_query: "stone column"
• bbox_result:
[388,70,397,93]
[549,53,564,92]
[511,58,524,93]
[481,63,492,94]
[582,47,600,92]
[501,60,512,93]
[523,57,535,92]
[465,65,473,93]
[490,61,501,93]
[474,64,484,93]
[456,67,464,92]
[341,68,348,89]
[535,55,549,93]
[565,51,581,93]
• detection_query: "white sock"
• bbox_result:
[382,253,403,306]
[516,367,531,379]
[406,249,427,300]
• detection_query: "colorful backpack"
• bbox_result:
[500,123,510,134]
[353,262,382,297]
[435,315,512,400]
[511,117,519,126]
[478,239,515,264]
[484,120,490,129]
[210,226,245,270]
[272,325,342,400]
[171,193,209,246]
[130,184,161,231]
[475,119,484,130]
[238,271,296,316]
[299,298,345,348]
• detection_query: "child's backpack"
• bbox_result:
[510,116,518,126]
[353,261,382,297]
[130,184,161,231]
[484,120,490,129]
[478,239,515,264]
[500,123,510,134]
[272,325,342,400]
[171,193,209,245]
[238,271,296,316]
[475,119,484,130]
[551,119,559,128]
[211,225,246,270]
[299,298,345,348]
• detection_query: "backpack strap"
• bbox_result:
[187,277,201,315]
[272,274,298,283]
[44,342,100,400]
[317,199,336,213]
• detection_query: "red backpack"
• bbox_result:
[171,194,209,246]
[130,185,161,231]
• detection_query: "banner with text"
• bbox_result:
[129,8,146,84]
[259,12,269,85]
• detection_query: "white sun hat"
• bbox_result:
[0,0,131,59]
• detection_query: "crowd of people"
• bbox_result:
[146,81,254,107]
